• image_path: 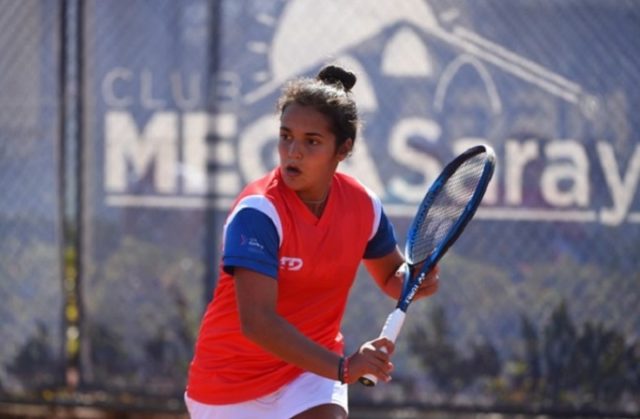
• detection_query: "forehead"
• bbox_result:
[280,103,332,133]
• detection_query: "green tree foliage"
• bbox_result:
[408,305,501,401]
[7,322,62,392]
[407,300,639,412]
[0,230,64,395]
[83,236,204,393]
[543,300,577,404]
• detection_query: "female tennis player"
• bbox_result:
[185,65,439,418]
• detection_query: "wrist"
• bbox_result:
[338,355,350,384]
[343,356,350,384]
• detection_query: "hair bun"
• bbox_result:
[317,65,357,92]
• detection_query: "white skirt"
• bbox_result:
[184,371,348,419]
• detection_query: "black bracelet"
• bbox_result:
[337,356,345,383]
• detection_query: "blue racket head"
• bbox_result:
[397,145,495,310]
[404,144,496,267]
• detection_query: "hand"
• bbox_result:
[346,337,395,384]
[412,263,440,301]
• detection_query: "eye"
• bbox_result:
[279,133,292,142]
[305,136,323,146]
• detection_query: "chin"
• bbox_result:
[280,172,301,191]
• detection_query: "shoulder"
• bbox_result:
[334,171,378,199]
[334,171,364,190]
[334,172,384,238]
[231,169,285,215]
[237,169,280,198]
[226,169,284,243]
[335,171,382,212]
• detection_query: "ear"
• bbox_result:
[338,138,354,161]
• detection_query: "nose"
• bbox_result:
[287,140,302,159]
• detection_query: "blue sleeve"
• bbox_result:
[363,209,398,259]
[222,208,280,279]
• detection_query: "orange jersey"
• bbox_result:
[186,168,396,404]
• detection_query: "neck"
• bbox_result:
[300,190,329,206]
[301,197,327,205]
[300,189,329,217]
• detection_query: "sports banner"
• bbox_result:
[84,0,639,414]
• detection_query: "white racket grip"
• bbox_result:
[378,308,406,342]
[360,308,406,386]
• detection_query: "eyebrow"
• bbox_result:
[280,126,324,138]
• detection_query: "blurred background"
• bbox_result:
[1,0,639,417]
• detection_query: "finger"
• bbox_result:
[376,361,394,382]
[424,265,439,280]
[364,358,393,382]
[416,275,439,296]
[420,277,439,292]
[371,338,396,356]
[351,352,393,383]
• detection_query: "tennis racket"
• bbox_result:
[359,144,496,386]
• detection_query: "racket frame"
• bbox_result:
[399,144,496,311]
[359,144,495,387]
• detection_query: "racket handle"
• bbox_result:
[359,308,406,387]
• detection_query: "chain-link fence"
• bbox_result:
[1,0,639,417]
[0,0,66,402]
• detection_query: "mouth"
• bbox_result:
[283,164,302,177]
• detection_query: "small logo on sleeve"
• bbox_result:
[241,235,265,252]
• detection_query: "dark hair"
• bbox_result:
[277,65,359,153]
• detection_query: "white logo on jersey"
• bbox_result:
[248,237,264,250]
[280,257,303,271]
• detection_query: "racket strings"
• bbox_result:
[409,154,487,263]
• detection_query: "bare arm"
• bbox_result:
[234,267,394,383]
[363,246,440,301]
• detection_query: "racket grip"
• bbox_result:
[359,308,406,387]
